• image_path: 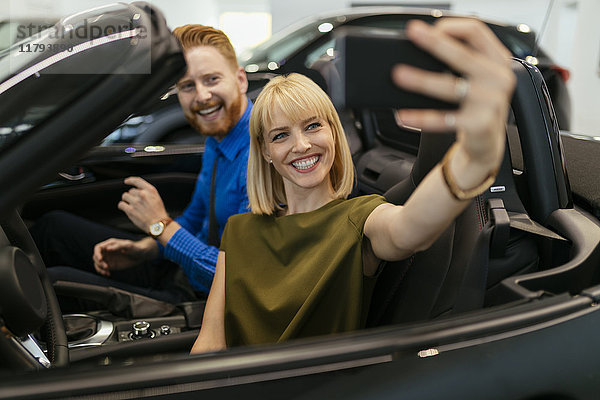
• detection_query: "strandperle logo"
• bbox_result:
[7,17,152,75]
[15,19,149,41]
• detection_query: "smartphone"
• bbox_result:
[330,27,459,110]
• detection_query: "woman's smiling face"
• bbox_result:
[262,107,336,195]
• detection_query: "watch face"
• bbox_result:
[149,222,164,237]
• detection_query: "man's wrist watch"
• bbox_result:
[149,217,173,238]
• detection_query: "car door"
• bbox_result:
[20,98,204,233]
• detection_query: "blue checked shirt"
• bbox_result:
[162,101,252,293]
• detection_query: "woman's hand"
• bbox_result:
[392,18,516,175]
[365,18,516,265]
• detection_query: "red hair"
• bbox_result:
[172,24,238,71]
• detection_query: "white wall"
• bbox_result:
[2,0,59,19]
[150,0,219,29]
[270,0,346,33]
[567,0,600,137]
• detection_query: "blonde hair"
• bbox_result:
[248,73,354,215]
[172,24,238,71]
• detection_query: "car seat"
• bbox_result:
[366,128,540,327]
[365,57,578,327]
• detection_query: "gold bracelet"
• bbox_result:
[440,144,499,201]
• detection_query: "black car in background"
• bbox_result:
[239,7,572,130]
[1,3,600,399]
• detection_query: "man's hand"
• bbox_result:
[93,237,158,277]
[119,176,169,233]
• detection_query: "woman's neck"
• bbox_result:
[282,181,337,216]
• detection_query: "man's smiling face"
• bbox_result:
[177,46,248,140]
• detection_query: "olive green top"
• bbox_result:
[221,194,386,347]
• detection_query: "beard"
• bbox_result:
[184,93,243,139]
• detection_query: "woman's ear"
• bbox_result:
[261,143,271,164]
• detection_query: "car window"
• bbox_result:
[499,34,532,59]
[102,115,155,144]
[491,28,537,60]
[304,38,335,68]
[372,109,421,154]
[101,101,204,146]
[346,15,415,30]
[303,15,428,72]
[241,17,338,68]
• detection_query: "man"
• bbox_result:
[31,25,251,305]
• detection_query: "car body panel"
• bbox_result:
[1,294,599,399]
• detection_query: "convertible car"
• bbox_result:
[1,3,600,399]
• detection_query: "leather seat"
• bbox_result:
[367,129,539,327]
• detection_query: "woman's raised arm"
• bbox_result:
[364,18,515,274]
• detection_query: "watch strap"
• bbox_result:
[158,217,173,227]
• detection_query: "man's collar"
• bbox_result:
[206,99,252,161]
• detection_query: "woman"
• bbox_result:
[191,18,515,353]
